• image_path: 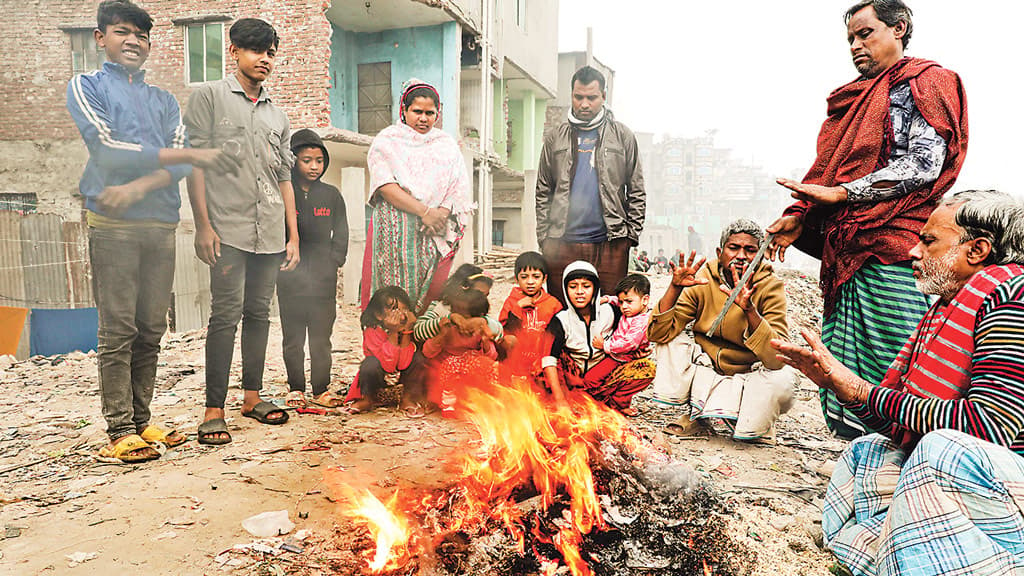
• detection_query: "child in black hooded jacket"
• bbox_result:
[278,128,348,407]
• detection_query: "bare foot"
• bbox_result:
[346,397,375,414]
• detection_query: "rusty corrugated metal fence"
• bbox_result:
[0,214,211,359]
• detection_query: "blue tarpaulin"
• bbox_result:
[29,308,98,356]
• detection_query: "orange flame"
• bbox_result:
[329,371,643,575]
[339,487,412,573]
[446,376,640,576]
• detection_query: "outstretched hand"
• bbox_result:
[766,215,802,263]
[776,178,848,205]
[669,251,708,288]
[771,328,869,404]
[719,266,754,311]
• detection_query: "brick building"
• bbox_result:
[0,0,559,355]
[0,0,332,214]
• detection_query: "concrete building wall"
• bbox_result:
[492,79,508,163]
[508,92,548,172]
[498,0,559,95]
[328,22,461,137]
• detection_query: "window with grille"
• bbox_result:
[0,193,38,213]
[185,23,223,84]
[69,30,105,75]
[514,0,527,30]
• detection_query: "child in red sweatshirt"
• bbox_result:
[345,286,426,415]
[499,251,562,376]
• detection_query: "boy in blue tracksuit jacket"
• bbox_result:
[66,0,238,463]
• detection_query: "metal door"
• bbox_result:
[358,62,392,136]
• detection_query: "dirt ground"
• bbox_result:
[0,267,842,575]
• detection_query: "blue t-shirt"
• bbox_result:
[562,128,608,243]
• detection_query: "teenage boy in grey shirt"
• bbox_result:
[184,18,299,444]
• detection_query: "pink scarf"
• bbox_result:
[367,123,474,255]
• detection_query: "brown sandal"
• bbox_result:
[311,391,345,408]
[285,391,307,408]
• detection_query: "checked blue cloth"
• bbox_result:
[823,430,1024,575]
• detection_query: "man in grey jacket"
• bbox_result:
[536,65,646,304]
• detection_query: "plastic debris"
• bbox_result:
[241,510,294,537]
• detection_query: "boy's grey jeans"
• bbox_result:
[89,225,175,441]
[204,244,283,408]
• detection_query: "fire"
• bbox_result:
[337,487,412,572]
[329,374,644,575]
[445,376,640,576]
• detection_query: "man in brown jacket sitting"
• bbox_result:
[647,219,797,442]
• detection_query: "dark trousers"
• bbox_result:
[205,244,283,408]
[358,352,427,402]
[90,225,176,441]
[279,291,336,396]
[542,237,631,304]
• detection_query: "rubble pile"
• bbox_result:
[325,440,753,576]
[475,247,521,282]
[777,268,823,334]
[448,442,753,576]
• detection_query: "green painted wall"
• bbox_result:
[508,92,547,172]
[328,22,460,137]
[492,79,507,163]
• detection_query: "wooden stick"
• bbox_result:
[705,232,775,337]
[0,454,58,476]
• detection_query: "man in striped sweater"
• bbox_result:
[774,189,1024,576]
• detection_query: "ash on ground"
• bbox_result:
[337,439,755,576]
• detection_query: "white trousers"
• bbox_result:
[651,334,797,440]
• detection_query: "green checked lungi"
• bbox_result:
[821,261,929,440]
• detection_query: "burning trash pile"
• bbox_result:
[326,379,754,575]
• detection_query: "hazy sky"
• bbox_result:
[557,0,1023,194]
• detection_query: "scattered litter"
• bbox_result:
[151,394,181,406]
[235,539,283,556]
[300,439,330,451]
[65,551,98,567]
[713,462,738,478]
[67,475,109,493]
[242,510,294,537]
[153,530,177,541]
[280,540,304,554]
[770,516,794,531]
[4,525,22,539]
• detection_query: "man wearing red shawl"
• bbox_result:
[767,0,968,439]
[773,190,1024,576]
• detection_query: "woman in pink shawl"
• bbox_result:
[360,79,474,313]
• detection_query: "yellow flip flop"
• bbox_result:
[99,434,160,463]
[138,425,187,448]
